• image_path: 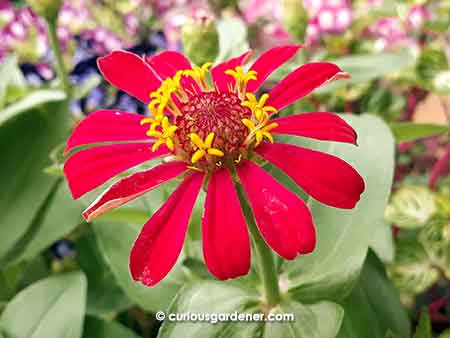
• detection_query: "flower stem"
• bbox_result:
[46,18,71,97]
[236,184,281,307]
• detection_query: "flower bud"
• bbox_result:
[281,0,308,42]
[26,0,62,21]
[181,15,219,66]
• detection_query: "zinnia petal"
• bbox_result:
[65,110,149,154]
[83,161,188,222]
[97,50,161,103]
[64,143,169,199]
[145,50,192,79]
[237,160,316,259]
[266,62,349,110]
[247,45,303,93]
[202,168,250,280]
[129,172,203,286]
[211,51,252,93]
[271,112,357,145]
[256,142,365,209]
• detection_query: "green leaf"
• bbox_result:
[387,234,439,295]
[0,56,27,109]
[336,251,411,338]
[157,281,343,338]
[9,183,84,264]
[72,74,102,100]
[318,51,416,94]
[157,281,259,338]
[215,17,249,63]
[389,122,449,142]
[76,232,132,316]
[0,91,70,262]
[0,89,66,126]
[83,317,139,338]
[263,300,343,338]
[284,115,395,302]
[93,219,189,313]
[369,220,395,263]
[413,311,432,338]
[0,272,87,338]
[385,186,436,229]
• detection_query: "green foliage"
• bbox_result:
[385,186,437,229]
[0,272,87,338]
[390,123,450,143]
[182,19,219,66]
[387,234,440,296]
[157,281,344,338]
[93,220,189,313]
[282,114,395,302]
[215,17,249,63]
[0,90,70,264]
[337,251,411,338]
[83,317,139,338]
[413,311,432,338]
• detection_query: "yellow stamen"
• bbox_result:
[147,116,178,152]
[242,119,278,146]
[183,62,212,90]
[241,93,277,122]
[224,66,257,96]
[189,132,224,163]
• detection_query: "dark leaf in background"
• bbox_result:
[83,317,139,338]
[0,90,70,264]
[336,251,411,338]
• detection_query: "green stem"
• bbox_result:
[46,19,71,97]
[236,184,281,307]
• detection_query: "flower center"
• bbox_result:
[174,91,251,167]
[140,63,279,172]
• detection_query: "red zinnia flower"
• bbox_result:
[64,45,365,286]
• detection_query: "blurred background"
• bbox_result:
[0,0,449,337]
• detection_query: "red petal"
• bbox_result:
[97,50,160,103]
[237,160,315,259]
[202,168,250,280]
[256,142,365,209]
[65,110,149,154]
[266,62,349,110]
[247,45,303,93]
[145,51,192,79]
[64,143,168,199]
[83,161,188,222]
[271,112,357,145]
[211,51,252,93]
[129,172,203,286]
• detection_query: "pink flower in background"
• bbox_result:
[306,0,353,36]
[407,5,430,30]
[240,0,292,49]
[366,17,408,50]
[63,46,364,286]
